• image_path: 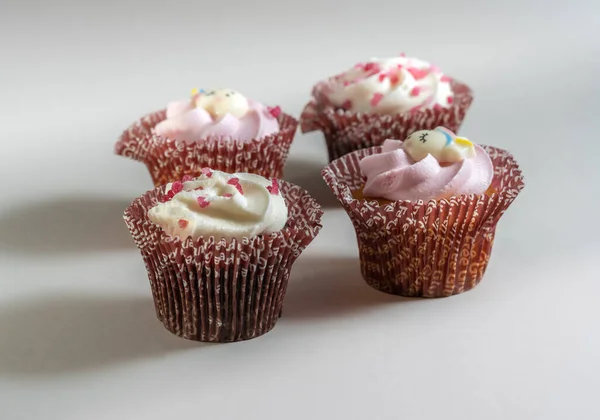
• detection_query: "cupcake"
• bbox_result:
[322,127,524,298]
[116,88,298,186]
[300,54,473,162]
[124,169,323,342]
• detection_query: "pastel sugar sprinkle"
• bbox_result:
[268,106,281,118]
[171,181,183,194]
[370,93,384,107]
[266,179,279,195]
[178,219,189,228]
[227,177,244,195]
[407,67,430,80]
[197,196,210,208]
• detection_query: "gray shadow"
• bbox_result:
[283,255,408,320]
[0,196,134,256]
[0,295,202,377]
[283,159,339,208]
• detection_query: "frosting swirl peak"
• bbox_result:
[154,88,280,143]
[148,170,288,240]
[359,128,493,202]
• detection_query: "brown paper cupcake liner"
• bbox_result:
[124,180,323,342]
[116,110,299,186]
[301,80,473,162]
[321,145,524,297]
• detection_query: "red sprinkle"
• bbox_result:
[341,100,352,109]
[181,175,193,182]
[440,75,452,83]
[201,167,213,177]
[171,181,183,194]
[364,62,377,72]
[389,73,400,84]
[399,52,406,57]
[197,196,210,208]
[195,186,204,191]
[223,193,233,198]
[370,93,384,107]
[268,106,281,118]
[410,86,421,97]
[343,80,351,86]
[163,189,175,201]
[178,219,189,228]
[447,96,454,104]
[227,177,244,195]
[433,103,443,111]
[378,73,387,82]
[407,67,430,80]
[266,178,279,195]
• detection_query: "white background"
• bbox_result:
[1,0,599,419]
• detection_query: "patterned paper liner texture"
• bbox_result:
[301,80,473,162]
[124,180,323,342]
[116,110,299,186]
[321,145,524,298]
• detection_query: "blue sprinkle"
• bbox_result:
[199,88,205,93]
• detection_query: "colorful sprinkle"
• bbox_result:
[370,93,384,107]
[201,167,213,177]
[227,177,244,194]
[171,181,183,194]
[407,67,430,80]
[268,106,281,118]
[178,219,189,228]
[266,179,280,195]
[181,175,193,182]
[447,96,454,105]
[410,86,421,97]
[197,196,210,208]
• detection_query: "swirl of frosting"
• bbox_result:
[359,127,493,201]
[320,54,454,115]
[148,169,288,240]
[154,88,280,143]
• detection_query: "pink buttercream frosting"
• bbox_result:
[359,139,494,202]
[154,97,280,143]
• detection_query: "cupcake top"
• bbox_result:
[359,127,493,202]
[154,88,281,142]
[148,169,288,240]
[319,54,453,115]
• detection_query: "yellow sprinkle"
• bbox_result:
[191,88,199,96]
[455,137,473,146]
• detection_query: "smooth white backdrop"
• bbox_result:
[1,1,599,419]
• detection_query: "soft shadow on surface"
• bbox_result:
[283,159,339,208]
[283,255,409,320]
[0,295,202,377]
[0,196,133,256]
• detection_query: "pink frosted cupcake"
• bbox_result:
[322,127,524,297]
[301,54,473,162]
[124,169,323,342]
[116,88,298,186]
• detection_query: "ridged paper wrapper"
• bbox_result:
[116,110,298,186]
[301,80,473,162]
[321,145,524,297]
[124,181,323,342]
